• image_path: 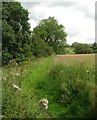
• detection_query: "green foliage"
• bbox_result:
[32,17,67,54]
[50,64,95,117]
[2,56,96,118]
[93,42,97,53]
[2,57,53,118]
[64,47,75,54]
[2,2,68,65]
[37,63,95,118]
[72,42,93,54]
[31,36,54,57]
[2,2,31,65]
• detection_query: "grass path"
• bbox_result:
[21,57,53,91]
[2,56,54,118]
[20,56,54,118]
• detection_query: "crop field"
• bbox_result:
[2,54,96,118]
[54,54,95,66]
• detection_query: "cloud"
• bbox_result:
[28,5,49,20]
[48,2,76,7]
[66,28,78,37]
[19,0,95,44]
[28,19,38,30]
[74,3,95,19]
[21,2,41,9]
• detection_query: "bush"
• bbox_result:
[32,38,54,57]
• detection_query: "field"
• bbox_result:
[54,54,95,66]
[2,54,96,118]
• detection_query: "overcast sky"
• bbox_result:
[17,0,96,45]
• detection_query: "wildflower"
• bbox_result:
[10,72,15,75]
[16,63,18,66]
[39,98,49,110]
[9,60,12,63]
[1,74,3,76]
[60,70,63,73]
[86,70,89,73]
[94,69,96,72]
[3,77,6,80]
[10,72,12,74]
[48,69,50,73]
[93,75,95,78]
[15,73,20,76]
[12,84,22,91]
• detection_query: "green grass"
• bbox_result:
[2,56,53,118]
[2,54,96,118]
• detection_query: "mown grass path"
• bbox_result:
[20,56,54,118]
[21,57,53,91]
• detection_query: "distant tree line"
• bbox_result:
[64,42,97,54]
[2,2,97,65]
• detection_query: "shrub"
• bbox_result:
[32,38,54,57]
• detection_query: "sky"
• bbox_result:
[17,0,96,45]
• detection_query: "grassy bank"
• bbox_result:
[2,56,53,118]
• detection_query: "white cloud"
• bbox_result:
[28,19,38,30]
[20,0,96,45]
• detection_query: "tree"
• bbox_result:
[31,36,54,57]
[32,17,67,54]
[2,2,31,65]
[93,42,97,53]
[72,42,93,54]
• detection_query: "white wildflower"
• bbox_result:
[24,70,27,72]
[12,84,22,91]
[16,63,18,66]
[10,72,15,75]
[1,74,3,76]
[15,73,20,76]
[92,75,95,78]
[94,69,96,72]
[3,77,6,80]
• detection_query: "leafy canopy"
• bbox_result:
[32,17,67,54]
[2,2,31,65]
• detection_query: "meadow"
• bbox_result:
[2,54,96,118]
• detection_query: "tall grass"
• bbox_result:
[37,63,95,118]
[2,57,53,118]
[2,55,96,118]
[50,64,95,117]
